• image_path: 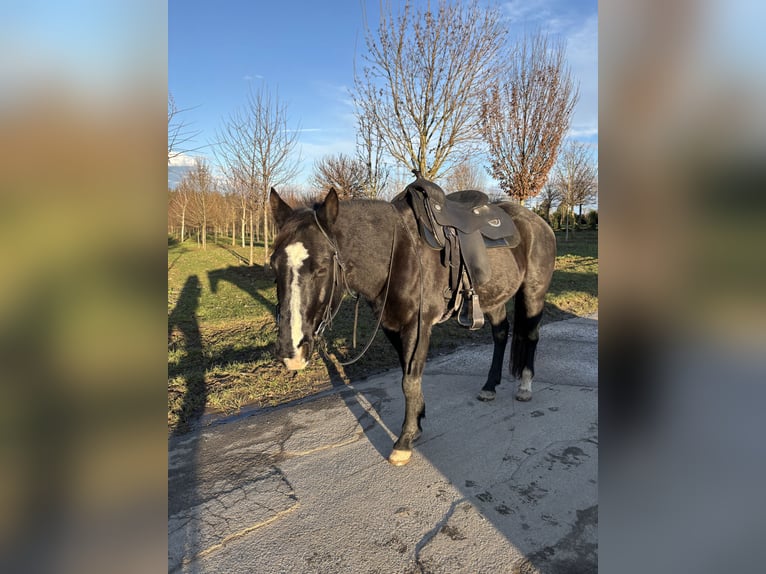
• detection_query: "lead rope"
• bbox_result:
[313,206,398,366]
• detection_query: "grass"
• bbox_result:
[168,227,597,433]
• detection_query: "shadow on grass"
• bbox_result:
[208,264,275,316]
[167,275,207,436]
[547,270,598,298]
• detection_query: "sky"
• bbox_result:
[168,0,598,189]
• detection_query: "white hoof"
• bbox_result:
[477,389,496,402]
[515,389,532,402]
[388,449,412,466]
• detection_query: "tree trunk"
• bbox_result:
[231,219,236,246]
[241,208,246,248]
[249,208,254,266]
[263,200,270,265]
[180,208,186,243]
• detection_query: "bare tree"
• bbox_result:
[185,159,214,249]
[215,83,300,265]
[538,183,560,223]
[356,104,390,198]
[168,92,202,161]
[311,154,367,199]
[169,177,193,242]
[481,32,579,203]
[552,140,598,241]
[353,0,506,179]
[440,160,486,191]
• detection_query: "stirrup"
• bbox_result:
[457,291,484,330]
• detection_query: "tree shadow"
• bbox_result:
[546,270,598,298]
[207,264,275,316]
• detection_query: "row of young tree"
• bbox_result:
[169,0,597,262]
[167,137,596,255]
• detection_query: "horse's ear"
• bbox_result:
[270,188,293,229]
[317,187,339,228]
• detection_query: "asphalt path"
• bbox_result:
[169,315,598,573]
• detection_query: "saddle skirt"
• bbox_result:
[392,171,521,329]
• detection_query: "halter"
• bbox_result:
[311,209,352,338]
[311,206,398,366]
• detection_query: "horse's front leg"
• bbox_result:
[384,325,430,466]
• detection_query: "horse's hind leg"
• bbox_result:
[477,305,509,402]
[511,285,546,402]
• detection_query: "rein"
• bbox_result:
[312,206,398,366]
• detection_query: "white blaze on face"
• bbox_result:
[284,241,309,368]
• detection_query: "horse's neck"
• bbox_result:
[335,201,399,301]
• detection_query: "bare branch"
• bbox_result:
[213,82,301,264]
[168,92,203,161]
[353,0,506,179]
[311,154,369,199]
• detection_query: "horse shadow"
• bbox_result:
[325,300,597,572]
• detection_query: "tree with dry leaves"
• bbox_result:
[310,153,367,199]
[552,140,598,241]
[215,83,300,265]
[481,32,579,203]
[353,0,506,179]
[441,160,486,191]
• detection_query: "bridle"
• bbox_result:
[311,206,398,366]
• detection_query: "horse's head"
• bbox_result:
[269,187,342,370]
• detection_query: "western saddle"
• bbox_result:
[393,171,520,329]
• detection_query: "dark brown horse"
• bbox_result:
[268,181,556,466]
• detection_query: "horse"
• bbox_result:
[268,180,556,466]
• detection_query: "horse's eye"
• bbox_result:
[315,268,328,278]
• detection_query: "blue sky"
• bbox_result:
[169,0,597,188]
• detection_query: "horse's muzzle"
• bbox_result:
[283,355,308,370]
[281,340,311,371]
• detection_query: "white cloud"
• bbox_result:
[567,125,599,140]
[566,13,598,140]
[503,0,556,23]
[167,153,199,167]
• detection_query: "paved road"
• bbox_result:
[169,316,598,573]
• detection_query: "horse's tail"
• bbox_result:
[510,290,542,379]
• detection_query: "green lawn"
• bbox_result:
[168,228,597,433]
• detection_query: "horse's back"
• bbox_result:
[496,202,556,259]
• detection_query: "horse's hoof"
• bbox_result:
[477,390,496,402]
[515,389,532,402]
[388,449,412,466]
